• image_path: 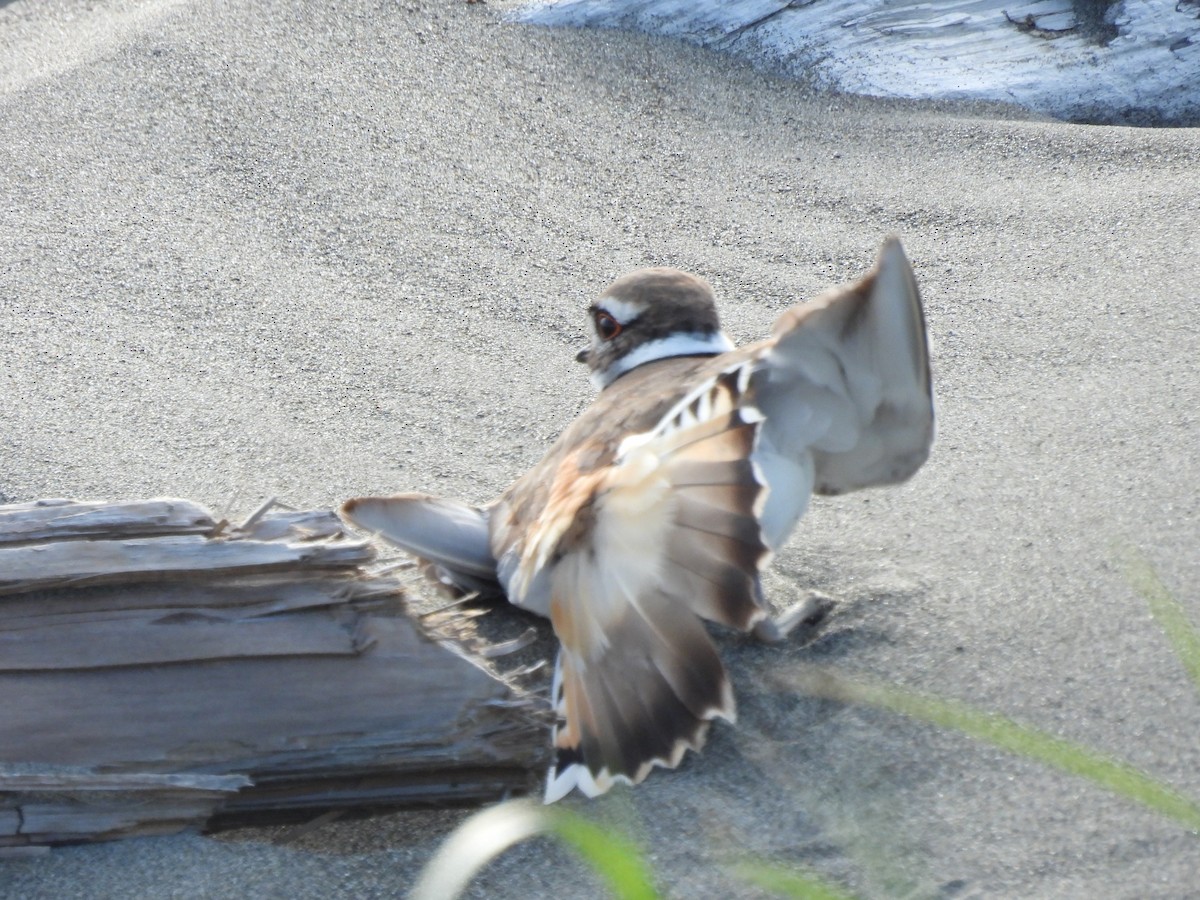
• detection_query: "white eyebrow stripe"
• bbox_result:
[591,331,735,389]
[596,295,644,326]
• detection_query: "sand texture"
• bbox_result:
[1,0,1198,897]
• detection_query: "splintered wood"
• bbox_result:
[0,499,547,851]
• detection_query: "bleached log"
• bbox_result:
[0,772,251,847]
[0,498,548,848]
[0,808,21,837]
[0,604,369,670]
[0,498,215,544]
[522,0,1200,125]
[0,772,252,791]
[233,507,349,542]
[0,532,375,596]
[0,575,387,623]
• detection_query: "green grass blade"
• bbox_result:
[549,809,661,900]
[1122,546,1200,694]
[730,860,857,899]
[784,666,1200,832]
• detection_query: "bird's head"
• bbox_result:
[576,267,734,389]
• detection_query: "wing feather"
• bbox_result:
[339,494,500,596]
[545,591,731,802]
[671,491,763,545]
[760,236,934,495]
[534,366,772,800]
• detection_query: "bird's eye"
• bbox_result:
[595,311,622,340]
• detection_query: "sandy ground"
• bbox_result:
[2,0,1199,897]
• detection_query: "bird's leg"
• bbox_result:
[752,591,835,644]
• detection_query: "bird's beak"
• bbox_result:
[575,346,590,364]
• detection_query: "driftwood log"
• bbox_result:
[0,499,547,853]
[523,0,1200,126]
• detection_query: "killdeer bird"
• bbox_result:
[342,238,933,802]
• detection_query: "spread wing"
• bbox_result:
[758,236,934,498]
[501,366,774,802]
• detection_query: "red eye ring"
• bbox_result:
[595,310,622,340]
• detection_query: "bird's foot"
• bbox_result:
[752,591,835,644]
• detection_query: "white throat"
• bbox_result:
[591,331,735,390]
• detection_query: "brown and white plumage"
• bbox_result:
[341,237,934,801]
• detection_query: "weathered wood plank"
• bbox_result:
[0,808,20,836]
[0,771,250,844]
[0,534,375,596]
[209,767,537,828]
[0,607,368,670]
[0,498,548,845]
[0,772,250,792]
[0,616,530,771]
[235,508,347,542]
[0,577,368,624]
[19,799,228,838]
[0,499,215,544]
